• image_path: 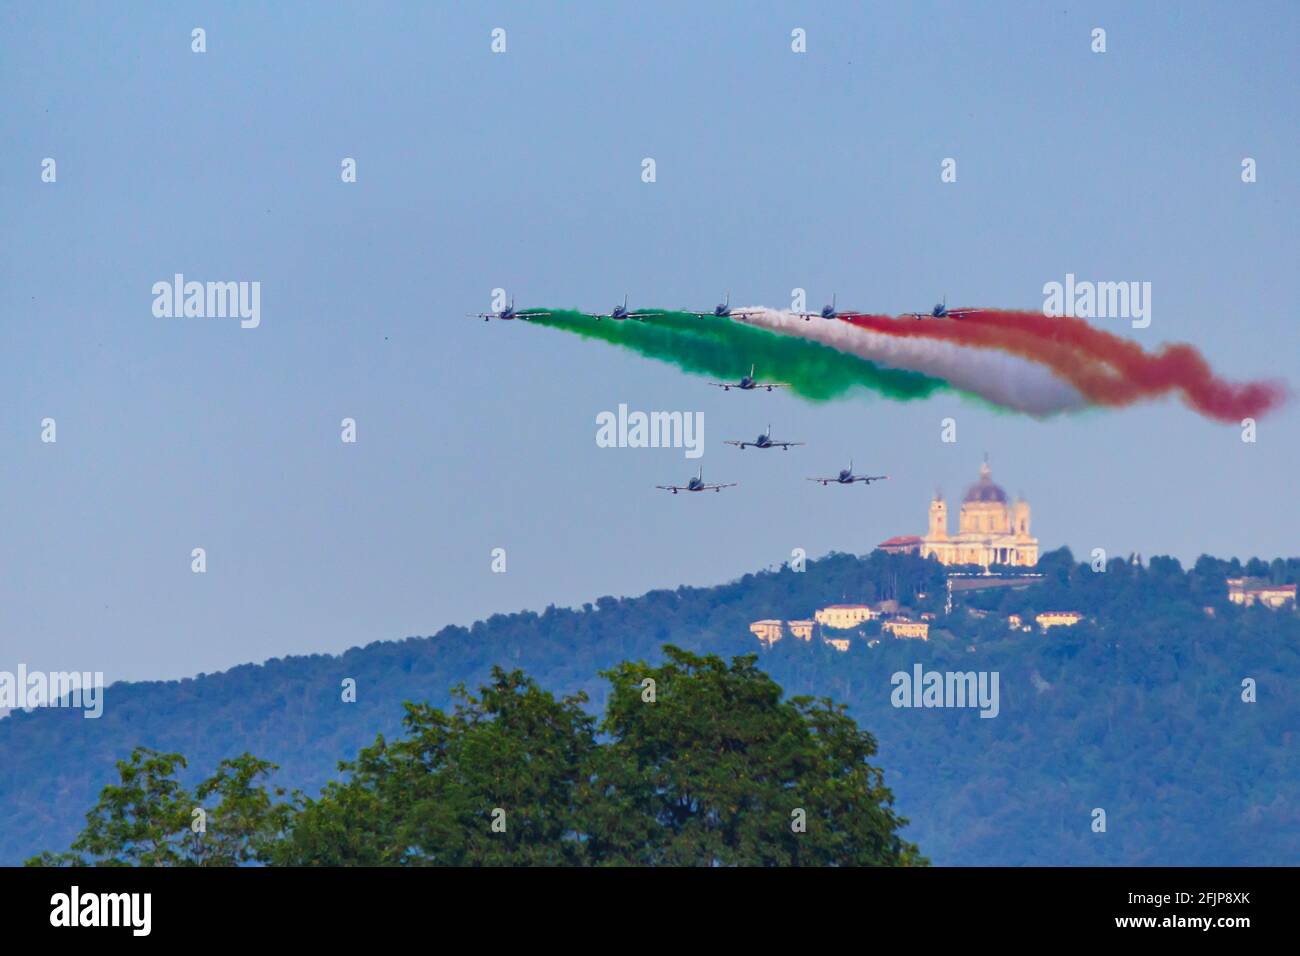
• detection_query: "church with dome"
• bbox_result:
[877,458,1039,568]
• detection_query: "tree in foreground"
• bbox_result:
[27,749,290,866]
[31,648,923,866]
[272,668,596,865]
[583,646,925,866]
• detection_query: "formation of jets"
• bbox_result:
[791,293,978,321]
[659,448,889,495]
[806,459,889,486]
[474,294,981,322]
[470,295,934,496]
[709,364,784,391]
[661,365,886,494]
[725,425,803,450]
[658,402,888,494]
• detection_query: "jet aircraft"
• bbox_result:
[709,365,784,392]
[687,293,759,320]
[725,425,804,450]
[904,296,978,320]
[793,294,863,321]
[590,295,664,321]
[656,467,738,494]
[806,459,889,486]
[470,298,550,322]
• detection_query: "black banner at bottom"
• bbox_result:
[0,865,1282,942]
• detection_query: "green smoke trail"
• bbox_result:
[526,309,944,402]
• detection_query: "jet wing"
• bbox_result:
[701,482,738,491]
[943,309,978,318]
[855,475,889,484]
[806,477,834,484]
[770,441,805,449]
[754,382,786,390]
[655,484,685,492]
[723,440,750,448]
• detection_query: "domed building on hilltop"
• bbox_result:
[878,458,1039,568]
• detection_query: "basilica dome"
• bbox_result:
[963,460,1008,503]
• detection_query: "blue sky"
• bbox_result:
[2,1,1297,682]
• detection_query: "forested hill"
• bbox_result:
[3,549,1297,866]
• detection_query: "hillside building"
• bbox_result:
[1227,578,1297,610]
[787,620,815,641]
[749,619,784,647]
[814,604,877,629]
[1036,611,1083,630]
[882,617,929,640]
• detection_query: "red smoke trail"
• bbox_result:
[840,310,1286,422]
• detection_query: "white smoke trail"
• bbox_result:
[733,308,1089,415]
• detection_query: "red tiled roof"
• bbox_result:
[878,535,922,546]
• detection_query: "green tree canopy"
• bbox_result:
[28,748,288,867]
[272,667,596,865]
[32,649,922,867]
[584,646,923,865]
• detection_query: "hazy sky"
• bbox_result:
[3,1,1297,683]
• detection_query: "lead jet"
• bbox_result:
[589,295,665,321]
[656,467,737,494]
[807,459,889,486]
[725,424,804,450]
[793,294,862,321]
[709,364,784,392]
[687,293,760,320]
[470,298,550,322]
[904,296,978,320]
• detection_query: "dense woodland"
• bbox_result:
[4,548,1298,865]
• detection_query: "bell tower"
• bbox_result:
[928,491,948,539]
[1013,495,1030,536]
